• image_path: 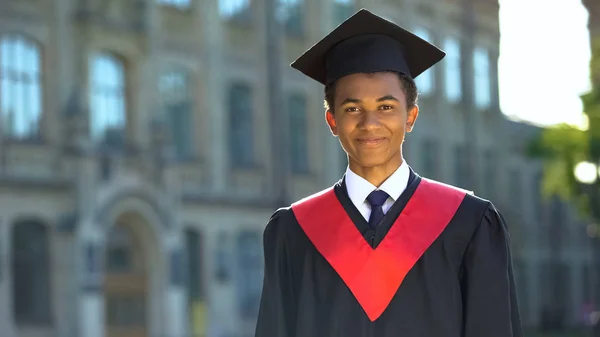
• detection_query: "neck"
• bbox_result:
[348,155,403,187]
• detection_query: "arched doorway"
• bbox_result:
[103,219,148,337]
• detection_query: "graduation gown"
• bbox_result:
[254,169,523,337]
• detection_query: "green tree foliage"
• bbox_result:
[527,37,600,221]
[527,123,588,208]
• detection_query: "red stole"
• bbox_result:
[291,178,467,322]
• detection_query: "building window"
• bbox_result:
[288,93,308,174]
[413,28,434,96]
[11,220,52,325]
[595,260,600,308]
[160,70,193,159]
[277,0,304,35]
[228,82,254,168]
[550,197,566,236]
[89,53,126,146]
[513,259,530,324]
[185,229,205,337]
[214,231,231,283]
[0,35,42,139]
[509,168,522,216]
[333,0,354,24]
[403,137,412,163]
[158,0,190,10]
[538,260,566,329]
[185,229,204,302]
[454,145,468,187]
[582,265,591,305]
[236,230,262,320]
[421,139,438,179]
[473,47,491,109]
[555,263,571,324]
[533,170,544,223]
[483,150,497,199]
[444,38,462,103]
[219,0,252,21]
[340,147,348,176]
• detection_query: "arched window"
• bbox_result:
[421,139,439,179]
[276,0,304,35]
[89,52,126,145]
[412,27,435,96]
[444,37,462,103]
[159,70,193,159]
[287,93,308,173]
[219,0,252,20]
[0,35,42,139]
[228,82,254,168]
[158,0,190,10]
[473,47,491,109]
[11,220,52,324]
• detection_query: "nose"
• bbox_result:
[359,110,381,131]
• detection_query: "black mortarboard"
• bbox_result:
[290,9,445,86]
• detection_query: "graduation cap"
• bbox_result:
[290,9,446,86]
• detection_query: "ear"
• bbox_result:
[325,110,338,136]
[406,105,419,133]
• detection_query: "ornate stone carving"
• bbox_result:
[74,0,147,33]
[93,188,173,231]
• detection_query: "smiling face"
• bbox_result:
[325,72,419,175]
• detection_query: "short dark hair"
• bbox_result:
[324,72,418,114]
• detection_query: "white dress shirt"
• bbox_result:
[344,161,411,222]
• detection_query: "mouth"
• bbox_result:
[356,137,386,146]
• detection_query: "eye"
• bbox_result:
[379,105,394,110]
[345,106,360,113]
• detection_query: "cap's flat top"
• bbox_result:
[290,9,446,85]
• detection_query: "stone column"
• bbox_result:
[0,217,16,337]
[165,234,188,337]
[199,0,227,194]
[78,235,104,337]
[317,0,347,185]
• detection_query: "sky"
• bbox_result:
[498,0,592,128]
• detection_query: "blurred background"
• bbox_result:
[0,0,597,337]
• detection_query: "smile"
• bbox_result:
[356,138,386,146]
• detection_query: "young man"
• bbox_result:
[254,9,522,337]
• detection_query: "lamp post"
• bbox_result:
[574,161,600,336]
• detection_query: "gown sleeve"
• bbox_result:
[460,204,524,337]
[254,209,297,337]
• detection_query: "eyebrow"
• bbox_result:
[377,95,400,102]
[340,95,400,105]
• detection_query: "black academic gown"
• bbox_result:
[254,169,523,337]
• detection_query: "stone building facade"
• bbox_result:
[0,0,593,337]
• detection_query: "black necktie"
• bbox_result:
[366,190,389,228]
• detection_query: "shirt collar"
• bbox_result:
[344,161,411,207]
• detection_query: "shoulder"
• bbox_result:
[264,185,337,241]
[421,177,475,197]
[425,178,503,240]
[423,177,491,214]
[458,192,509,242]
[263,206,295,239]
